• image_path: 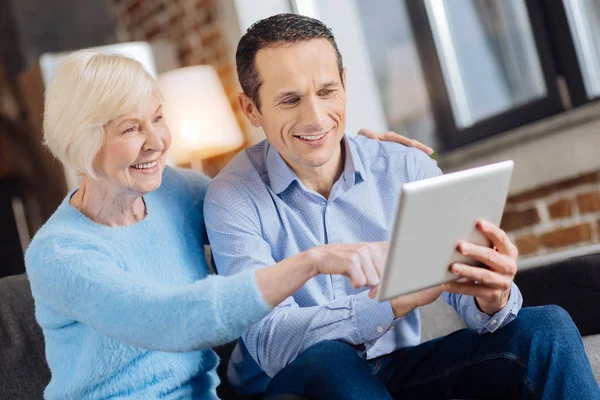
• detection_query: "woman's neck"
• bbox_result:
[70,177,146,227]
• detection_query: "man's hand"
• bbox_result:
[442,219,518,315]
[358,128,436,163]
[389,285,444,319]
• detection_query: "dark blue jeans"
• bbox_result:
[263,306,600,399]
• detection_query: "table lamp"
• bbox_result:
[157,65,245,171]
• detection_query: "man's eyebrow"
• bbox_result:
[321,81,340,89]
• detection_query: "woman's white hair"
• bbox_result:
[43,49,161,178]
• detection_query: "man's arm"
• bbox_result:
[204,180,394,377]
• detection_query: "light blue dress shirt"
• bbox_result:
[204,135,522,394]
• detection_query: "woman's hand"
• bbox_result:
[309,242,388,296]
[358,128,435,163]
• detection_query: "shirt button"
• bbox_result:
[476,315,483,321]
[376,326,384,333]
[389,326,395,331]
[490,319,497,325]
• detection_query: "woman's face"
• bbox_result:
[94,93,171,196]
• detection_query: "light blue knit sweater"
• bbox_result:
[25,167,272,399]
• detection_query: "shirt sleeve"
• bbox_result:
[443,282,523,334]
[204,180,395,377]
[25,238,271,352]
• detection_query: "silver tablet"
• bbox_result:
[377,160,514,301]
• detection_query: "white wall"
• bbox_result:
[294,0,388,136]
[233,0,292,32]
[438,102,600,195]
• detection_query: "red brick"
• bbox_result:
[577,192,600,214]
[201,27,222,47]
[125,0,143,14]
[507,173,599,204]
[144,23,165,40]
[541,224,592,248]
[169,9,185,25]
[547,198,573,219]
[195,0,211,10]
[515,234,540,256]
[500,208,540,232]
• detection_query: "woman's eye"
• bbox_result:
[123,126,137,134]
[153,115,163,123]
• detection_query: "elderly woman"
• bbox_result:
[24,50,431,399]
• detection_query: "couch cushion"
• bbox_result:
[419,297,466,343]
[0,274,50,400]
[514,253,600,336]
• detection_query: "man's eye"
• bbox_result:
[282,98,299,105]
[319,90,333,96]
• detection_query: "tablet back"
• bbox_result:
[377,160,514,301]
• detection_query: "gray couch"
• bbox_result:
[1,253,599,399]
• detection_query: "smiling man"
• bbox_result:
[204,13,599,400]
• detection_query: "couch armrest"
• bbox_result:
[514,253,600,336]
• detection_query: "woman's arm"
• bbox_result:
[26,237,381,353]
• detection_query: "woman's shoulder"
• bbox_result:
[25,203,110,270]
[160,166,212,207]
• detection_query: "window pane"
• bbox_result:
[425,0,547,128]
[355,0,437,147]
[563,0,600,99]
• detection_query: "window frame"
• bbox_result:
[405,0,566,151]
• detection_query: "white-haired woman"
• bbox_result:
[24,50,433,399]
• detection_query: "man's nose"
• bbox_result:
[300,96,327,130]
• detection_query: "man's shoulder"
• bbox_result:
[349,134,439,181]
[350,134,423,158]
[213,140,269,184]
[206,140,270,204]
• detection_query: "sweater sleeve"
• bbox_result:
[25,238,272,352]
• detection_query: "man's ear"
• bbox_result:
[342,67,347,90]
[238,93,262,127]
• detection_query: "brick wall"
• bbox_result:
[503,172,600,258]
[108,0,246,176]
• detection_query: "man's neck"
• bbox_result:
[289,143,344,199]
[70,177,146,227]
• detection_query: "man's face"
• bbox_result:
[243,39,347,172]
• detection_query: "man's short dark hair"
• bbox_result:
[236,13,344,111]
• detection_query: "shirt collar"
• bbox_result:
[265,135,367,195]
[266,145,299,194]
[342,135,367,189]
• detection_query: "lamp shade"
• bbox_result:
[157,65,245,165]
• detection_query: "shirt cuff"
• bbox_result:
[353,291,395,342]
[467,282,522,334]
